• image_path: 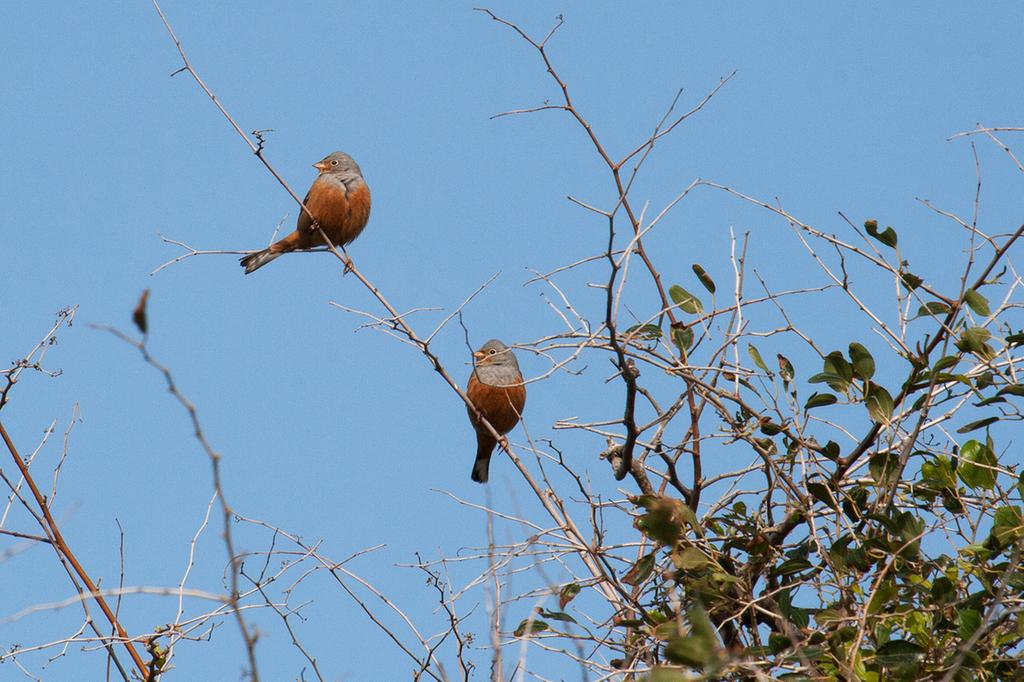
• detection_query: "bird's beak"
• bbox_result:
[313,161,329,171]
[473,351,486,361]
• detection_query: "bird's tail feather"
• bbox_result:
[240,249,281,274]
[471,435,496,484]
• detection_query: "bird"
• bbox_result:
[240,151,371,274]
[465,339,526,483]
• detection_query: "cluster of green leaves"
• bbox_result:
[627,478,1023,680]
[609,221,1024,680]
[623,263,716,360]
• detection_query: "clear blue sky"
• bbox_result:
[3,2,1022,679]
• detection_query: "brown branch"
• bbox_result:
[0,527,51,544]
[0,421,148,677]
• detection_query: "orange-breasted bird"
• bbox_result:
[240,151,371,274]
[465,339,526,483]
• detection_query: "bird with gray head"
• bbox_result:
[240,151,371,274]
[465,339,527,483]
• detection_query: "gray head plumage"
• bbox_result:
[474,339,522,385]
[316,151,363,180]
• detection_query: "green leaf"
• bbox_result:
[633,495,690,545]
[941,491,964,514]
[747,344,769,373]
[921,455,957,488]
[869,452,900,487]
[993,504,1023,528]
[900,271,923,290]
[672,546,711,570]
[669,285,703,314]
[643,668,688,682]
[775,558,812,576]
[805,392,838,409]
[809,372,845,385]
[558,582,580,609]
[865,383,894,425]
[662,604,720,667]
[691,263,716,294]
[807,481,836,507]
[849,342,875,381]
[652,621,681,641]
[663,634,710,667]
[1007,332,1024,347]
[815,608,843,627]
[923,372,965,388]
[864,219,898,248]
[991,505,1024,547]
[958,439,997,490]
[670,323,693,355]
[956,416,999,433]
[874,640,926,668]
[775,590,810,630]
[917,301,951,317]
[932,355,959,372]
[822,351,854,391]
[963,326,992,345]
[867,579,897,615]
[777,354,795,384]
[622,552,656,586]
[895,511,924,556]
[513,617,549,637]
[539,609,577,624]
[997,384,1024,397]
[688,603,719,645]
[957,609,982,640]
[957,327,994,358]
[867,511,899,534]
[930,576,954,602]
[768,632,792,654]
[624,323,662,340]
[963,289,991,317]
[842,485,868,522]
[677,504,701,534]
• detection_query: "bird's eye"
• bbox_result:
[488,349,497,355]
[330,159,338,166]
